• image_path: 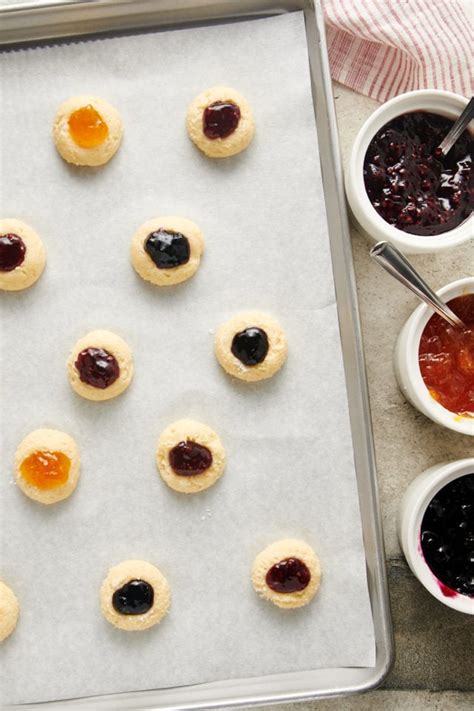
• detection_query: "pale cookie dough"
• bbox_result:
[131,216,205,286]
[67,329,133,402]
[186,86,255,158]
[100,560,171,631]
[0,582,19,642]
[53,95,123,166]
[15,428,80,505]
[252,539,321,609]
[0,219,46,291]
[215,311,288,382]
[156,419,225,494]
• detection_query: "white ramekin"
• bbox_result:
[398,458,474,614]
[345,89,472,254]
[394,277,474,436]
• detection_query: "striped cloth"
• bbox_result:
[323,0,473,101]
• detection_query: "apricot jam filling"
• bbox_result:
[20,450,71,490]
[68,105,109,148]
[419,293,474,416]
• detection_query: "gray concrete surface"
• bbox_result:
[264,690,474,710]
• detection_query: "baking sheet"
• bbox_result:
[0,12,375,706]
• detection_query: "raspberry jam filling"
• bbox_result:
[145,229,190,269]
[231,327,269,366]
[421,473,474,597]
[418,293,474,416]
[75,347,120,389]
[364,111,472,235]
[20,450,71,490]
[112,580,154,615]
[203,101,241,139]
[169,441,213,476]
[0,233,26,271]
[266,558,311,593]
[68,105,109,148]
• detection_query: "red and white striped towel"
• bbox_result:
[323,0,473,101]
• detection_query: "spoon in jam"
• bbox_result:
[370,241,466,329]
[437,96,474,156]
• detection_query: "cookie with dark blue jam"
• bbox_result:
[101,560,170,630]
[145,229,190,269]
[131,217,204,286]
[215,312,288,382]
[112,580,154,615]
[231,327,269,366]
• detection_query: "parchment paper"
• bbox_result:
[0,12,375,706]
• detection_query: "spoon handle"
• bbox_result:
[438,96,474,156]
[370,241,465,329]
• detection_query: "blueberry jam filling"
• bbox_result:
[421,473,474,597]
[75,347,120,389]
[266,558,311,593]
[0,233,26,271]
[145,229,190,269]
[364,111,473,236]
[169,440,213,476]
[203,101,241,139]
[112,579,154,615]
[231,327,269,366]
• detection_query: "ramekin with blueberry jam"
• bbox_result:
[398,458,474,614]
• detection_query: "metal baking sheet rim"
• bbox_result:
[0,0,394,708]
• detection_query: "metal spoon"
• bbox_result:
[369,241,466,329]
[437,96,474,156]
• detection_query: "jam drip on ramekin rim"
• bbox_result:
[364,111,473,236]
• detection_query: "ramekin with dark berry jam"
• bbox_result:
[346,90,473,254]
[399,458,474,614]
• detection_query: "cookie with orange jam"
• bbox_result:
[15,428,80,504]
[53,95,123,166]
